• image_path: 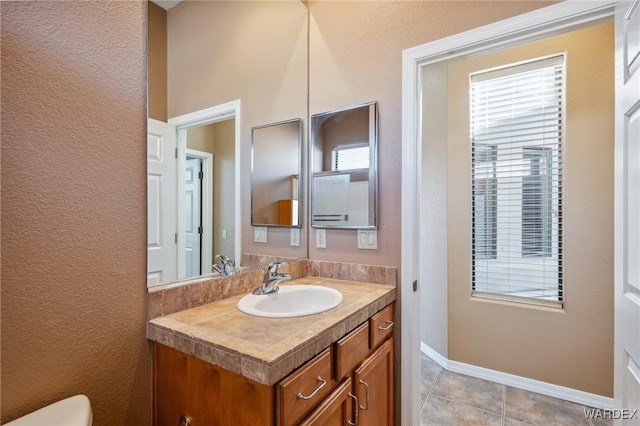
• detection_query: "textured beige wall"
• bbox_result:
[1,1,150,424]
[213,120,237,257]
[420,62,449,356]
[148,1,167,122]
[447,22,614,397]
[308,0,552,268]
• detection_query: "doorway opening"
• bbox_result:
[400,3,618,424]
[169,100,241,280]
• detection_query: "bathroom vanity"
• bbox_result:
[148,277,395,426]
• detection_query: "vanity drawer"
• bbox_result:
[334,321,370,381]
[369,304,394,349]
[277,348,335,426]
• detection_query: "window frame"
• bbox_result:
[469,54,565,308]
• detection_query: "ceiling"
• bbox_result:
[151,1,182,11]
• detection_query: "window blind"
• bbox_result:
[470,55,564,307]
[332,144,370,171]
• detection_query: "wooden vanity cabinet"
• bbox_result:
[298,378,355,426]
[152,303,394,426]
[153,344,275,426]
[299,304,395,426]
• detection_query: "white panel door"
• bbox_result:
[616,1,640,422]
[185,157,202,279]
[147,119,177,286]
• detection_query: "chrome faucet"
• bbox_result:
[212,254,236,276]
[252,262,291,295]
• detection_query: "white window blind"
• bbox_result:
[470,55,564,307]
[332,144,369,171]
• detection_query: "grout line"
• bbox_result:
[434,395,505,418]
[421,364,442,412]
[501,385,507,426]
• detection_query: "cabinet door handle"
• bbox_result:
[178,415,192,426]
[348,392,359,426]
[378,320,394,330]
[297,376,327,400]
[358,379,370,410]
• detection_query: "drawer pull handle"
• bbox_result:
[348,392,359,426]
[378,320,394,331]
[178,415,192,426]
[359,379,370,410]
[297,376,326,400]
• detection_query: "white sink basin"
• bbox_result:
[237,285,343,318]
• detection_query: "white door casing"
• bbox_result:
[185,157,202,279]
[169,100,242,272]
[615,0,640,421]
[147,118,178,286]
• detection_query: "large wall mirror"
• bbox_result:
[147,1,308,287]
[251,119,302,227]
[311,102,378,229]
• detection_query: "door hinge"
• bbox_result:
[413,280,418,292]
[175,148,178,159]
[198,171,204,180]
[175,233,178,244]
[198,226,203,234]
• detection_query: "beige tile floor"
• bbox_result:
[419,353,612,426]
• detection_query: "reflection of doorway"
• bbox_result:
[170,100,241,279]
[185,156,202,278]
[184,149,213,279]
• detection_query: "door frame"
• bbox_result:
[400,2,616,424]
[186,149,214,276]
[168,99,241,278]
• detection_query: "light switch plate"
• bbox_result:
[357,230,378,249]
[316,229,326,248]
[254,227,268,243]
[290,228,300,247]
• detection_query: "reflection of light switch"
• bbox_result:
[316,229,326,248]
[254,227,267,243]
[290,228,300,247]
[357,230,377,250]
[222,229,227,240]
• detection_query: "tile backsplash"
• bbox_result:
[148,259,397,320]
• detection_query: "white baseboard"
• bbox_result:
[420,341,613,410]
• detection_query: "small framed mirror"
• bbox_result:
[311,102,378,229]
[251,118,302,227]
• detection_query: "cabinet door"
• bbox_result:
[354,338,394,426]
[299,378,356,426]
[154,344,274,426]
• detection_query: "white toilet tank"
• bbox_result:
[3,395,92,426]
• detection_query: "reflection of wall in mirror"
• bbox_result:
[252,122,299,225]
[321,107,369,171]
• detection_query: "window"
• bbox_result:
[470,55,564,306]
[332,143,369,171]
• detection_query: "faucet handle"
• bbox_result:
[266,261,288,276]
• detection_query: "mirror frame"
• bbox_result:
[310,101,378,230]
[250,118,303,228]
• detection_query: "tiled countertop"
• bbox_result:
[147,277,396,385]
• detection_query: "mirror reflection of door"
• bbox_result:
[147,118,178,286]
[185,156,203,279]
[146,117,235,287]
